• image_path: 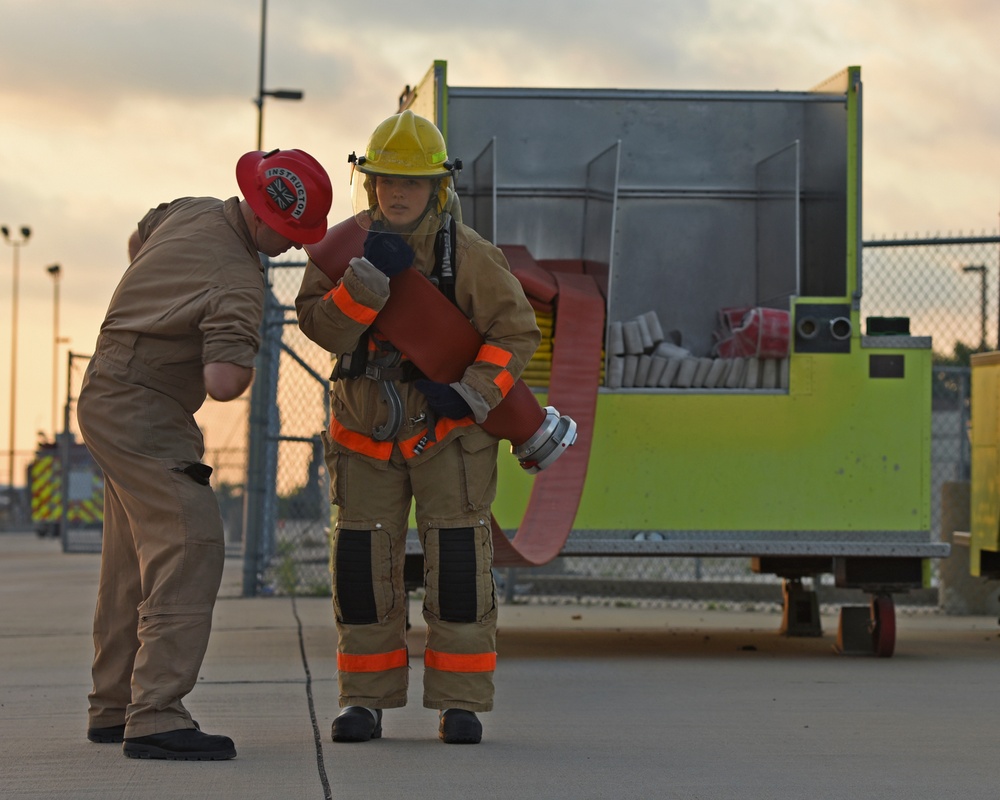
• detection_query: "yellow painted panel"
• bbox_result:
[969,352,1000,574]
[495,344,930,534]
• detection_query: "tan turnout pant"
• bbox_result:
[326,430,499,712]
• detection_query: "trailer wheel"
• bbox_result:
[869,594,896,658]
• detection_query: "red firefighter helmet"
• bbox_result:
[236,148,332,245]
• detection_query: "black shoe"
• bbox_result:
[87,723,126,743]
[439,709,482,744]
[331,707,382,743]
[123,728,236,761]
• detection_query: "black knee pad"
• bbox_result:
[334,528,378,624]
[438,527,477,623]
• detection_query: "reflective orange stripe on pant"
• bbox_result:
[338,648,408,673]
[424,649,497,673]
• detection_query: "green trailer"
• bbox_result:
[400,61,947,656]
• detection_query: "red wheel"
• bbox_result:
[869,594,896,658]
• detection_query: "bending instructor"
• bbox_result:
[79,148,332,761]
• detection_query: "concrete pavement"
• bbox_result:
[2,530,999,800]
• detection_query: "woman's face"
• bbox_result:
[375,176,435,230]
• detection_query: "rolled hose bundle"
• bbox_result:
[305,215,577,472]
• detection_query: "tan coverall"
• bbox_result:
[296,214,540,712]
[78,196,263,737]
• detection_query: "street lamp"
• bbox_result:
[2,224,31,503]
[47,264,67,440]
[254,0,304,150]
[962,264,987,352]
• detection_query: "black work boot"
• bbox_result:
[439,709,482,744]
[87,723,126,743]
[331,707,382,743]
[122,728,236,761]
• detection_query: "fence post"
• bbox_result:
[243,277,282,597]
[59,351,75,553]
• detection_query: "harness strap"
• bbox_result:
[432,214,458,306]
[331,354,424,383]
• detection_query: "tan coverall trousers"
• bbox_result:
[327,430,499,712]
[78,342,224,738]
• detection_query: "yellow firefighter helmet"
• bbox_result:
[354,110,453,178]
[348,111,462,230]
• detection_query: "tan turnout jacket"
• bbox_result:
[295,218,540,464]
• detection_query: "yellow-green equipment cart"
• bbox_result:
[402,61,948,657]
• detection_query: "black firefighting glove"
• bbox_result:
[363,228,413,278]
[414,379,473,420]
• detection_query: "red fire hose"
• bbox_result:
[305,215,605,565]
[306,215,576,472]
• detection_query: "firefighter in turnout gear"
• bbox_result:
[295,111,540,744]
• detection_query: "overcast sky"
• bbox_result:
[0,0,998,476]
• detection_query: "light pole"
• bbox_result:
[962,264,987,352]
[254,0,304,150]
[2,224,30,502]
[47,264,66,440]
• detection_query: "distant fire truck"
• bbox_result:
[29,434,104,538]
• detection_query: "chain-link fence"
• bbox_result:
[861,235,1000,359]
[238,259,334,597]
[30,232,1000,608]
